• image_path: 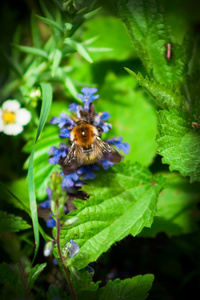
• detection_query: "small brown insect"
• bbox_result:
[63,120,122,175]
[192,122,200,128]
[165,43,174,60]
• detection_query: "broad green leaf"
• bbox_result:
[79,274,154,300]
[12,44,49,60]
[97,72,157,166]
[115,0,193,85]
[125,68,185,109]
[156,108,200,182]
[61,162,164,270]
[64,38,93,63]
[28,83,52,261]
[141,173,200,237]
[0,211,31,235]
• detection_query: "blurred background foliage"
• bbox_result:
[1,0,200,299]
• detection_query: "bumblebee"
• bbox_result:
[63,119,122,175]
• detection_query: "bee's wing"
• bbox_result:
[63,143,84,175]
[95,137,122,163]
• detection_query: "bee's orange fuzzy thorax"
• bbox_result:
[71,123,96,148]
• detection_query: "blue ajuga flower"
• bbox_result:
[106,137,130,154]
[46,213,56,228]
[50,112,75,129]
[39,187,52,208]
[48,143,68,164]
[76,87,99,111]
[61,171,84,188]
[48,87,130,194]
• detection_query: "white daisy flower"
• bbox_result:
[0,99,31,136]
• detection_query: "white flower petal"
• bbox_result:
[4,124,23,135]
[0,109,2,117]
[16,108,31,125]
[0,118,5,132]
[2,100,21,112]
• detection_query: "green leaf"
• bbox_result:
[97,72,157,166]
[156,108,200,182]
[115,0,193,85]
[141,173,200,237]
[31,13,41,48]
[24,126,61,199]
[35,14,64,33]
[28,83,52,261]
[125,68,185,109]
[79,274,154,300]
[51,49,62,77]
[0,211,31,235]
[12,44,49,60]
[1,51,23,77]
[98,274,154,300]
[28,263,46,290]
[82,16,134,61]
[64,38,93,63]
[61,162,164,270]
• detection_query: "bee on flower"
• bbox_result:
[48,87,130,191]
[0,99,31,136]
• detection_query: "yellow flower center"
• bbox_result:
[2,110,16,124]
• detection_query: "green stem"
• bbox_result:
[56,218,77,300]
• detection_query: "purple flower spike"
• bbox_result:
[50,113,74,129]
[61,172,80,188]
[68,103,82,119]
[40,199,50,209]
[59,128,71,138]
[48,144,68,164]
[106,137,130,154]
[76,87,99,111]
[77,165,99,180]
[102,160,114,170]
[100,123,112,133]
[46,214,56,228]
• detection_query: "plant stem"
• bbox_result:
[56,217,77,300]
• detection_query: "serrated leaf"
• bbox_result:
[79,274,154,300]
[115,0,193,85]
[141,173,200,237]
[0,211,31,235]
[98,274,154,300]
[125,68,185,109]
[156,109,200,182]
[61,162,164,270]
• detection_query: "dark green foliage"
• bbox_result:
[1,0,200,299]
